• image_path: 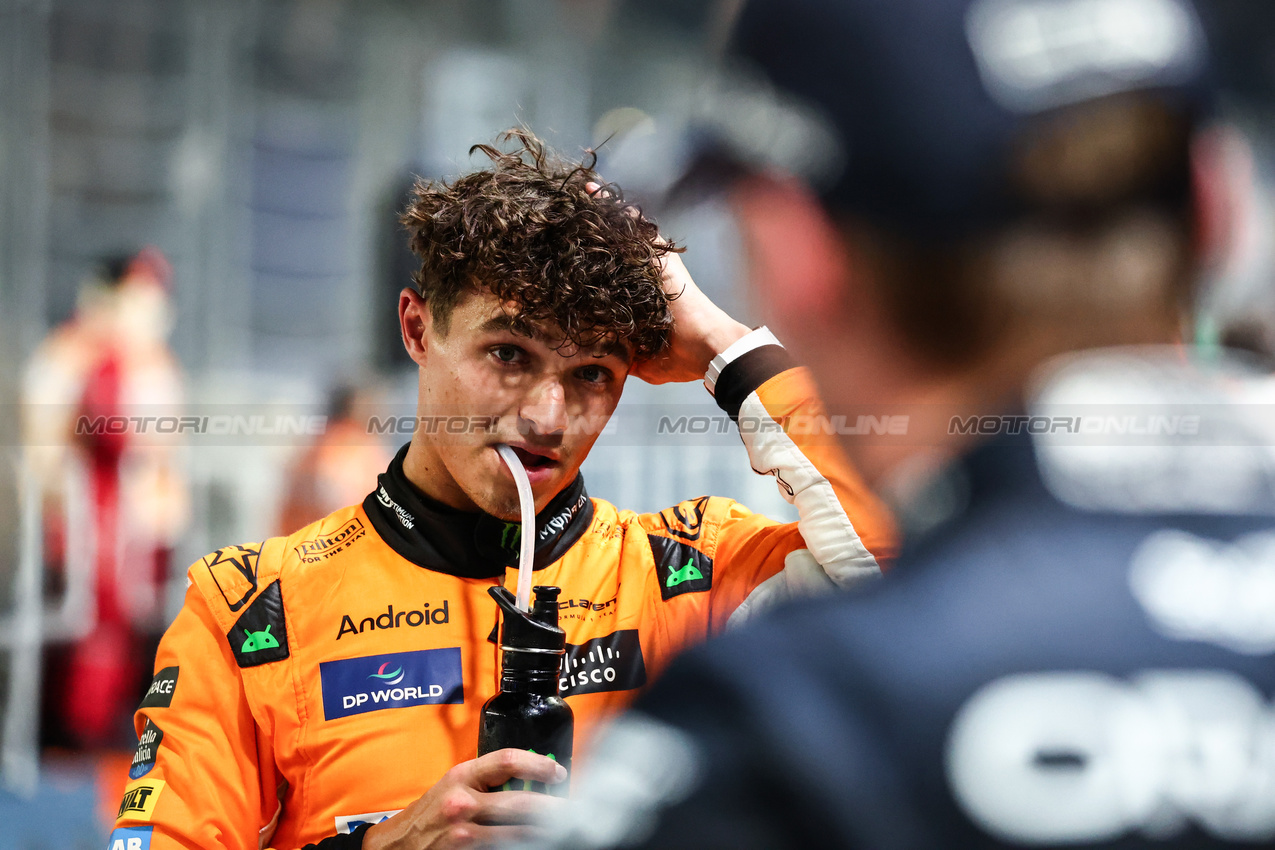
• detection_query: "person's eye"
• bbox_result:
[491,345,526,365]
[577,365,611,385]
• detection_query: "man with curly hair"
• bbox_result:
[108,130,895,850]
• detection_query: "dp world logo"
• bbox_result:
[320,648,463,720]
[369,662,405,685]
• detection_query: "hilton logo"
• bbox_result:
[295,519,366,563]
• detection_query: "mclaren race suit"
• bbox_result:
[108,331,895,849]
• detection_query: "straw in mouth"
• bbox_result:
[507,446,555,469]
[495,444,536,612]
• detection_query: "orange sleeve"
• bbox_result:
[742,366,897,560]
[715,367,897,628]
[645,366,897,638]
[109,581,276,849]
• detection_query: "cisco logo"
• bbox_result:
[561,630,646,697]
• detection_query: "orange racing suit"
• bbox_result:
[108,331,895,849]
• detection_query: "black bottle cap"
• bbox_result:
[532,586,560,625]
[490,585,565,653]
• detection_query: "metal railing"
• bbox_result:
[1,456,98,797]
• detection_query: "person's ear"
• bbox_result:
[728,173,854,333]
[399,288,432,367]
[1191,124,1249,274]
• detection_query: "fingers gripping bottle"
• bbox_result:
[478,584,574,794]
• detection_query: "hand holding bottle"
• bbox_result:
[361,748,566,850]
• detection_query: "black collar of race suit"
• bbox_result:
[362,443,594,579]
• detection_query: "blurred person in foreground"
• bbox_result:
[107,130,895,849]
[527,0,1275,848]
[277,383,394,536]
[22,247,188,750]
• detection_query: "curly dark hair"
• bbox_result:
[400,129,680,359]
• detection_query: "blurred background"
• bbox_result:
[0,0,1274,844]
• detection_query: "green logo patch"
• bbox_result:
[665,558,705,589]
[240,625,280,654]
[648,535,713,601]
[228,581,290,668]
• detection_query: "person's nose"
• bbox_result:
[519,376,568,437]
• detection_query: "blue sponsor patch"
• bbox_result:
[321,648,464,720]
[128,719,163,779]
[107,825,152,850]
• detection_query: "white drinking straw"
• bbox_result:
[495,444,535,612]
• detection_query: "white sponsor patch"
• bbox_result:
[947,670,1275,843]
[334,809,401,834]
[1130,529,1275,655]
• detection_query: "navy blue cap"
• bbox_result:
[728,0,1212,236]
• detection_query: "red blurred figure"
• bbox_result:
[22,247,189,749]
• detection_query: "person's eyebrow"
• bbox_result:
[481,313,633,364]
[589,340,633,365]
[478,314,538,337]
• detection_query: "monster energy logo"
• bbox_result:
[500,522,522,552]
[665,557,705,588]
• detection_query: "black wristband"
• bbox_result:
[713,345,796,421]
[303,822,373,850]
